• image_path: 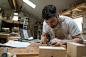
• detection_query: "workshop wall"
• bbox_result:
[3,9,37,29]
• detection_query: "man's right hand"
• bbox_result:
[40,37,47,44]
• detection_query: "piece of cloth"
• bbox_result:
[43,16,81,39]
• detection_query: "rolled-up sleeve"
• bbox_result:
[68,20,81,36]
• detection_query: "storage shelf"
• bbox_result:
[0,15,23,24]
[60,3,86,18]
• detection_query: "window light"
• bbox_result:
[14,13,18,15]
[73,17,83,32]
[23,0,36,9]
[12,16,18,21]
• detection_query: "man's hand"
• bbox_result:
[49,38,64,46]
[40,37,47,44]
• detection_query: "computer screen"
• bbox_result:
[23,30,29,39]
[19,29,32,40]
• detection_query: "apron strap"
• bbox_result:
[59,18,65,29]
[49,18,65,39]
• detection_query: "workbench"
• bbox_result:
[0,33,9,43]
[0,42,86,57]
[0,43,48,57]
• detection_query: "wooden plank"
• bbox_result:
[30,43,66,48]
[67,42,86,57]
[30,43,47,47]
[8,46,39,55]
[0,47,5,57]
[39,46,66,57]
[6,20,23,24]
[82,33,86,35]
[76,3,86,8]
[60,10,70,15]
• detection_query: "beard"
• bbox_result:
[51,21,59,28]
[51,25,57,28]
[52,19,59,28]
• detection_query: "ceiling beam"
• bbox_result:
[8,0,16,10]
[13,0,17,10]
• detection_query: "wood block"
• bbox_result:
[39,46,66,57]
[84,42,86,46]
[30,43,66,48]
[30,43,47,47]
[67,42,86,57]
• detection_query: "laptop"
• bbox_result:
[19,29,33,41]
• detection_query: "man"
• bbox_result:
[40,5,83,46]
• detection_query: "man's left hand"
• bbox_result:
[49,38,64,46]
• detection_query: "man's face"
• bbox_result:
[45,16,59,28]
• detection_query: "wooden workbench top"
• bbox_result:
[0,43,48,57]
[0,42,85,57]
[0,46,39,57]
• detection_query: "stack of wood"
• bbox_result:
[68,0,86,10]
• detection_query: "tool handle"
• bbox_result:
[1,53,7,57]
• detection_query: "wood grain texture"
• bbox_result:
[0,35,8,42]
[39,46,66,57]
[0,46,39,57]
[67,42,86,57]
[0,47,5,57]
[0,43,67,57]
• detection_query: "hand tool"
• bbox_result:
[1,47,8,57]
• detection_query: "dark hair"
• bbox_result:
[42,5,58,20]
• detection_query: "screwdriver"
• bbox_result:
[45,36,50,46]
[1,47,8,57]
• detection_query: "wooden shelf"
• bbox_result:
[0,15,23,24]
[72,15,83,19]
[82,33,86,35]
[60,3,86,18]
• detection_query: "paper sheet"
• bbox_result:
[0,40,30,48]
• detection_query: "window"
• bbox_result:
[12,16,18,21]
[12,13,18,21]
[23,0,36,9]
[73,17,83,32]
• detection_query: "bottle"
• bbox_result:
[0,8,4,17]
